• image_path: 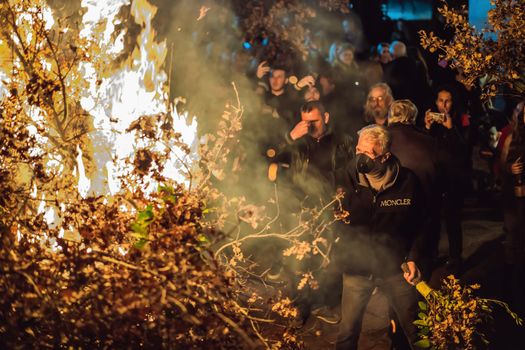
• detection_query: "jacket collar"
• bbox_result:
[350,155,401,194]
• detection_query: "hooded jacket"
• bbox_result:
[333,156,427,277]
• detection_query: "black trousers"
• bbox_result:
[336,273,418,350]
[443,187,464,261]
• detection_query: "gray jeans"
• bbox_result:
[336,273,419,350]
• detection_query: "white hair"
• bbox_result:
[390,40,407,58]
[358,124,391,154]
[367,83,393,101]
[388,99,418,125]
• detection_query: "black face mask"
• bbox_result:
[356,153,384,174]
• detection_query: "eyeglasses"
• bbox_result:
[368,96,385,103]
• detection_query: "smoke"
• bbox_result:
[144,1,376,286]
[46,0,373,293]
[144,1,275,206]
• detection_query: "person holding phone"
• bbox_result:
[424,85,470,273]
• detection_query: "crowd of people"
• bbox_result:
[204,13,525,350]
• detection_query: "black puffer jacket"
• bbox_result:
[334,157,427,277]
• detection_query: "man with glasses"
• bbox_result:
[364,83,393,126]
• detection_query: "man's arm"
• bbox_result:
[273,120,308,170]
[405,172,428,284]
[285,120,310,144]
[334,135,356,168]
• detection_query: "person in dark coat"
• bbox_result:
[504,100,525,314]
[383,41,430,115]
[388,99,446,276]
[285,100,355,206]
[256,64,301,128]
[423,85,470,272]
[334,124,426,350]
[279,100,355,322]
[317,71,363,140]
[329,44,368,121]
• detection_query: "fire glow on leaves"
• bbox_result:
[419,0,525,99]
[0,0,319,348]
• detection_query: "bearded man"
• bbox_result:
[363,83,393,126]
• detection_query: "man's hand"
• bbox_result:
[424,109,433,130]
[256,61,270,79]
[511,156,523,175]
[403,261,421,286]
[289,121,310,141]
[296,75,315,89]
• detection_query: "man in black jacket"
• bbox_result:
[255,62,302,129]
[279,100,354,322]
[334,124,426,350]
[388,99,446,275]
[285,100,354,204]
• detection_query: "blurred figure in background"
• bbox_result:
[330,43,367,99]
[375,42,393,66]
[303,84,321,103]
[256,62,301,128]
[390,20,413,45]
[317,70,361,140]
[503,99,525,314]
[383,41,430,116]
[340,12,367,56]
[389,40,407,60]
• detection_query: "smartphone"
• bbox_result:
[428,112,445,123]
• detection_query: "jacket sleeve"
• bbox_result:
[406,173,429,266]
[332,134,355,180]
